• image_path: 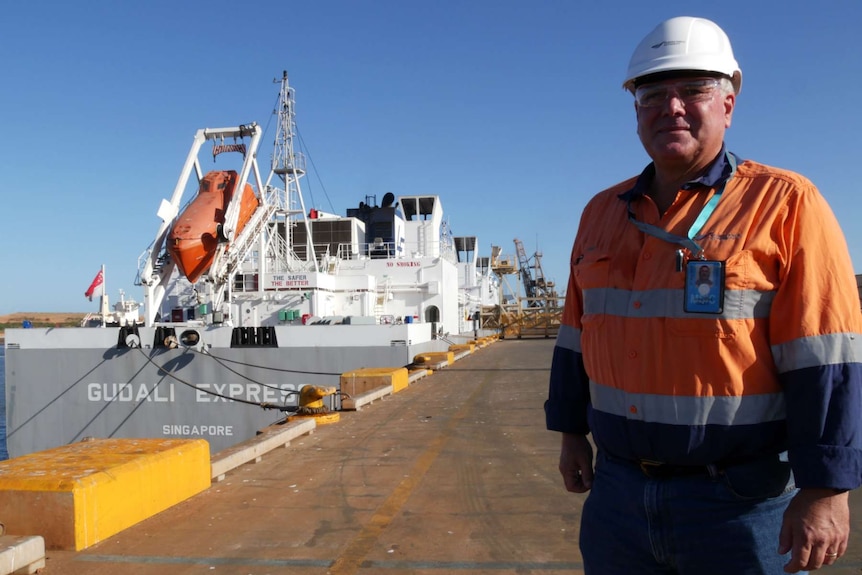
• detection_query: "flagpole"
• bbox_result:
[100,264,107,327]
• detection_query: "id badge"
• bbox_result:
[684,260,725,314]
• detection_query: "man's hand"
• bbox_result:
[559,433,594,493]
[779,488,850,572]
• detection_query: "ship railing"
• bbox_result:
[269,229,289,264]
[329,241,396,261]
[315,245,340,274]
[326,240,458,262]
[135,247,152,286]
[284,252,319,272]
[335,243,355,261]
[437,333,458,346]
[80,312,99,327]
[263,184,285,211]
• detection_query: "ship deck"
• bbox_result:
[37,338,862,574]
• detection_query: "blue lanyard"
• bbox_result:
[626,153,737,259]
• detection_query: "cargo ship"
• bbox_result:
[3,71,501,458]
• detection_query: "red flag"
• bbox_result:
[85,269,104,301]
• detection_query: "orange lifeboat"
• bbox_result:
[167,170,260,283]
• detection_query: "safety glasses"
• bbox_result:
[634,78,722,108]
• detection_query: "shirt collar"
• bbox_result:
[618,145,740,201]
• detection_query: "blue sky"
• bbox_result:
[2,1,860,314]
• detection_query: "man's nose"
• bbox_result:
[660,90,687,114]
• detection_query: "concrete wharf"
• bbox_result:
[14,338,862,574]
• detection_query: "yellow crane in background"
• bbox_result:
[484,239,563,339]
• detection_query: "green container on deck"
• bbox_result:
[198,304,208,316]
[279,310,289,321]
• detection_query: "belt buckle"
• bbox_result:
[639,459,664,477]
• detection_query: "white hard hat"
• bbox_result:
[623,16,742,94]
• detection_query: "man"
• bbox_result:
[545,16,862,574]
[695,264,712,287]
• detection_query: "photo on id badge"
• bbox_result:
[684,260,725,314]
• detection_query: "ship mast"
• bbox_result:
[271,71,318,271]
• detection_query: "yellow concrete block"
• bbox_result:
[289,412,341,425]
[448,343,475,354]
[341,366,409,396]
[0,438,211,550]
[421,351,454,366]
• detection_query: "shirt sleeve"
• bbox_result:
[545,241,592,435]
[769,179,862,490]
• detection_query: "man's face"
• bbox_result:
[635,76,735,171]
[699,266,710,281]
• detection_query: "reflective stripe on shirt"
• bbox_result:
[582,286,774,320]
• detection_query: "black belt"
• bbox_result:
[604,451,773,479]
[637,459,720,479]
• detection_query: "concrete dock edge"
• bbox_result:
[210,418,317,482]
[0,535,45,575]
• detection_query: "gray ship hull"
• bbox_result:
[5,323,444,458]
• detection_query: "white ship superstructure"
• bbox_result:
[4,71,500,458]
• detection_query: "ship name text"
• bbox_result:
[88,383,175,402]
[86,383,298,404]
[195,383,298,403]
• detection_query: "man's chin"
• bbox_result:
[651,147,696,166]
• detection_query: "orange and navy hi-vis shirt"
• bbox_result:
[545,149,862,490]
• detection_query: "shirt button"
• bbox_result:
[628,350,637,359]
[629,405,638,414]
[633,301,642,309]
[643,252,652,260]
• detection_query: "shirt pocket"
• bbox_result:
[574,250,612,327]
[666,250,751,338]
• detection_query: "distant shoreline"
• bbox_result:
[0,313,88,340]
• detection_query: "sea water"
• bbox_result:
[0,347,7,460]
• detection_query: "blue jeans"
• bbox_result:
[580,452,801,575]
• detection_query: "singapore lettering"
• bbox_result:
[163,424,234,437]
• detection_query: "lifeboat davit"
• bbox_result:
[167,170,260,283]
